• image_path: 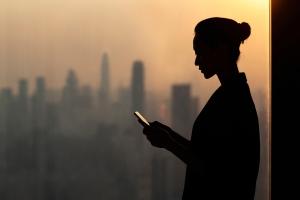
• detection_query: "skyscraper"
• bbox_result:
[0,88,14,174]
[17,79,29,114]
[62,69,80,109]
[99,53,110,103]
[168,83,198,200]
[16,79,30,134]
[171,84,193,137]
[130,60,151,200]
[131,60,145,114]
[32,77,46,130]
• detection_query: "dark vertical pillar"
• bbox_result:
[271,0,300,199]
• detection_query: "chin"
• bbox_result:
[203,73,214,79]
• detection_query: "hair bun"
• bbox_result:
[239,22,251,42]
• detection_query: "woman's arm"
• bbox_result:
[143,121,196,165]
[165,130,193,165]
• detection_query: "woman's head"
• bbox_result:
[193,17,251,79]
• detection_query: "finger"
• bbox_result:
[150,121,171,132]
[143,126,153,135]
[150,121,159,126]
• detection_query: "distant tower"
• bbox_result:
[62,69,80,109]
[16,79,30,134]
[171,84,192,137]
[0,88,14,188]
[36,77,46,97]
[131,60,145,113]
[0,88,14,135]
[131,61,151,200]
[169,84,198,200]
[99,53,110,103]
[18,79,29,114]
[0,88,14,131]
[32,77,46,130]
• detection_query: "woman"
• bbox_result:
[139,17,260,200]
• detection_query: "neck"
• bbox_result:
[217,63,240,85]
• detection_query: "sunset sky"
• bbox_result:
[0,0,269,104]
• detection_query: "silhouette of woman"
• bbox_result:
[138,17,260,200]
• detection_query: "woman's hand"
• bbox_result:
[140,120,173,149]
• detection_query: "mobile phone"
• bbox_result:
[134,111,150,127]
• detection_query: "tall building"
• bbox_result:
[16,79,30,135]
[32,77,47,130]
[31,77,51,200]
[0,88,14,173]
[168,83,199,200]
[131,60,145,114]
[17,79,29,114]
[99,53,110,103]
[98,53,112,123]
[130,60,151,200]
[0,88,14,129]
[171,84,194,137]
[62,69,80,109]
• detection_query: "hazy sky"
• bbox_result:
[0,0,269,104]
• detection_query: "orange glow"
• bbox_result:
[0,0,269,103]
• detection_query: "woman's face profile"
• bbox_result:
[193,36,219,79]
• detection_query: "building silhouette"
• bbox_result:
[167,83,198,200]
[62,69,80,111]
[16,79,30,135]
[32,77,47,131]
[99,53,110,104]
[171,84,197,137]
[130,60,152,200]
[97,53,112,123]
[0,88,14,178]
[131,60,145,114]
[0,58,210,200]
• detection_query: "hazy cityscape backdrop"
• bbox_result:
[0,1,270,200]
[0,52,269,200]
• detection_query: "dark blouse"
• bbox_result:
[182,73,260,200]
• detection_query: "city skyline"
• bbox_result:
[0,54,269,200]
[0,0,270,106]
[0,1,270,199]
[0,54,200,123]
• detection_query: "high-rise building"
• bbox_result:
[17,79,29,114]
[97,53,112,123]
[99,53,110,103]
[130,60,151,200]
[0,88,14,134]
[0,88,14,173]
[171,84,193,137]
[131,60,145,114]
[16,79,30,135]
[62,69,80,109]
[32,77,46,130]
[0,88,14,124]
[168,83,199,200]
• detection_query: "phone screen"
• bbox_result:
[134,111,150,126]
